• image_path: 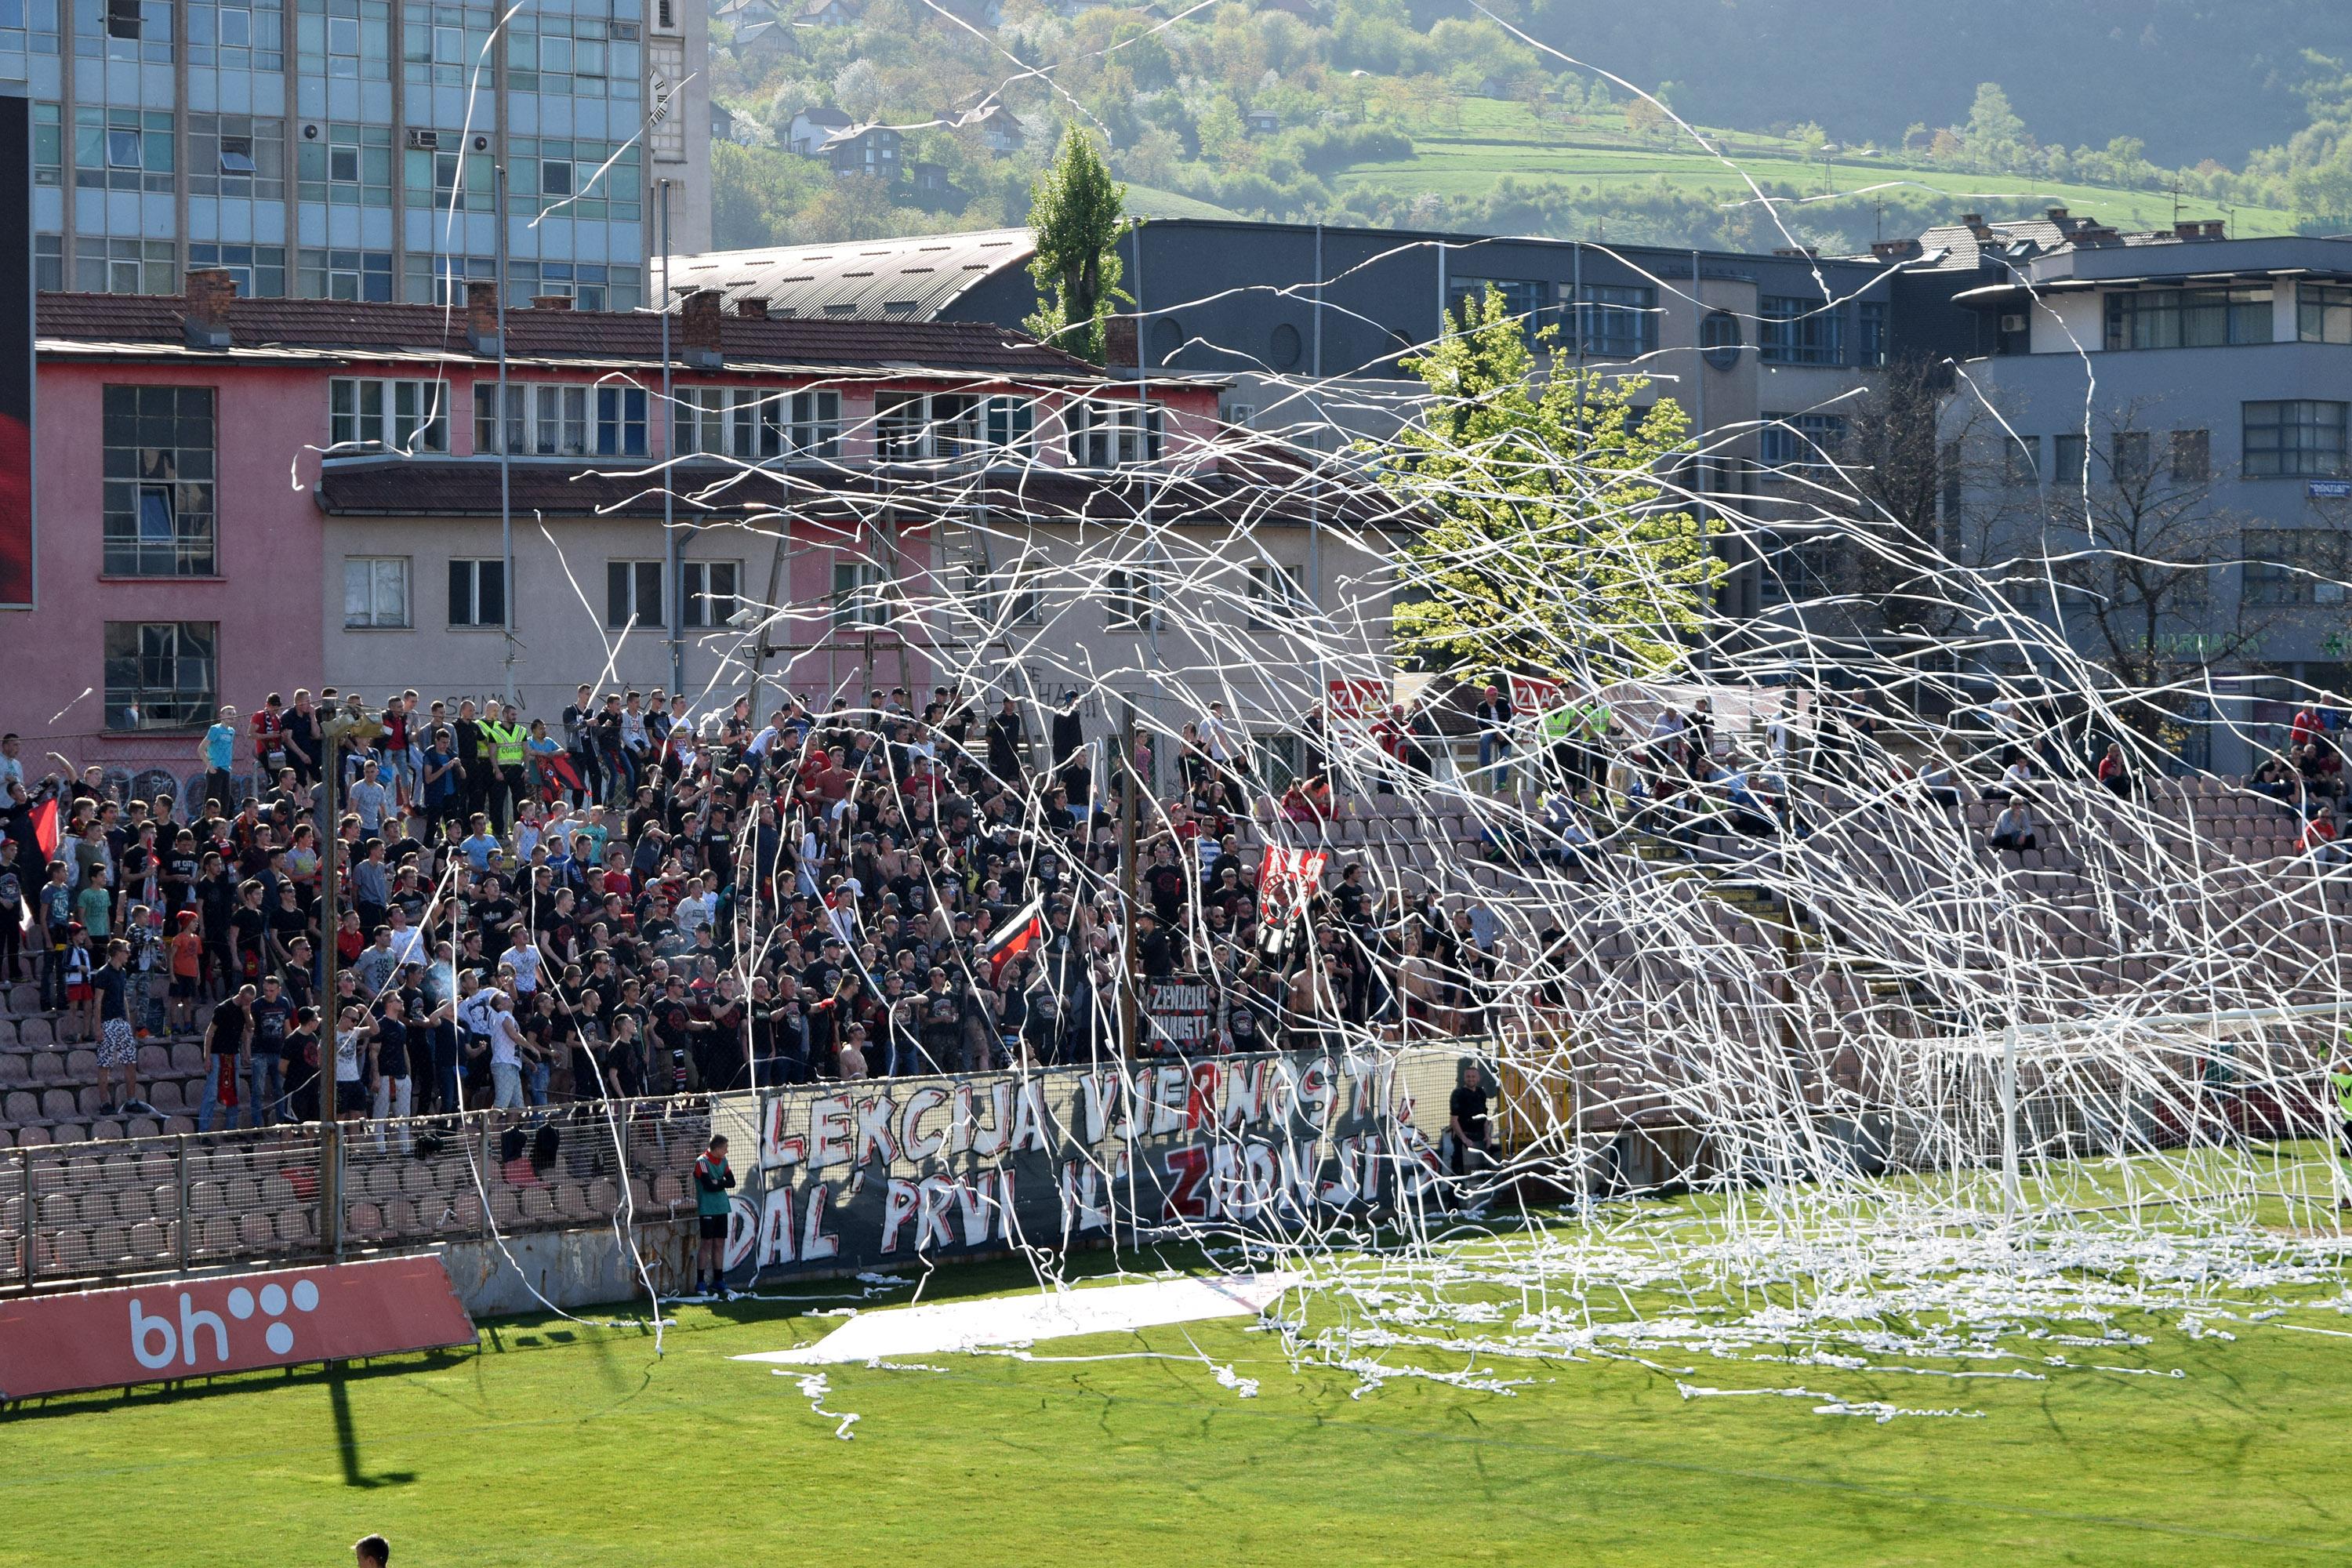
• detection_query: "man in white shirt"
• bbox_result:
[501,923,542,996]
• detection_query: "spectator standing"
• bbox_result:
[93,938,153,1118]
[200,704,241,811]
[1472,684,1513,791]
[198,982,253,1131]
[691,1134,736,1300]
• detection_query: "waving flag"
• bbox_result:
[977,897,1046,982]
[31,795,58,861]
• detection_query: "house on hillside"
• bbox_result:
[789,106,853,155]
[911,162,966,213]
[956,101,1025,154]
[797,0,861,24]
[735,15,793,56]
[825,124,904,182]
[1246,109,1280,136]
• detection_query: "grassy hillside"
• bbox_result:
[1330,97,2295,241]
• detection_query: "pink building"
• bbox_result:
[7,276,1329,804]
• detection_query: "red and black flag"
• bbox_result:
[976,896,1046,982]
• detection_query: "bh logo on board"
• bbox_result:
[128,1278,323,1370]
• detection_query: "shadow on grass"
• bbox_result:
[0,1347,479,1425]
[328,1367,416,1489]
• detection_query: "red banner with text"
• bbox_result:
[0,1257,477,1399]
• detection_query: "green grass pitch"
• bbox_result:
[7,1199,2352,1568]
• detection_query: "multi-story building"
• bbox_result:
[10,274,1383,797]
[5,0,710,310]
[664,217,1962,623]
[1930,215,2352,768]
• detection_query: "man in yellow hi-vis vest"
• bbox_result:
[482,704,528,830]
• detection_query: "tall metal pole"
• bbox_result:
[1119,702,1139,1062]
[661,179,684,698]
[1999,1021,2021,1228]
[495,163,517,710]
[317,718,345,1249]
[1308,223,1324,702]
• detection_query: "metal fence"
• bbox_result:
[0,1097,717,1294]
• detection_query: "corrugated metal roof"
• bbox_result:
[664,228,1035,323]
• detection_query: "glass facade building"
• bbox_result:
[8,0,707,304]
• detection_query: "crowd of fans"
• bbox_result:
[0,679,1514,1142]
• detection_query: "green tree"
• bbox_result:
[1024,127,1128,365]
[1965,82,2027,164]
[1383,287,1719,681]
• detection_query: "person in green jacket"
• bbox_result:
[692,1134,737,1300]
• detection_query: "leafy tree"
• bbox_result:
[833,58,884,122]
[1965,82,2027,162]
[1023,127,1128,365]
[1383,287,1720,681]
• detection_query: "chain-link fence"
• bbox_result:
[1,1096,720,1295]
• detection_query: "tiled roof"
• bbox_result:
[35,292,1104,378]
[312,452,1402,528]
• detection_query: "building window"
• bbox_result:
[329,377,450,453]
[73,237,176,295]
[1857,300,1889,368]
[73,106,172,191]
[294,122,392,205]
[187,114,284,198]
[103,386,216,576]
[402,143,492,215]
[871,392,982,463]
[103,622,218,731]
[2107,430,2152,485]
[2243,401,2349,477]
[670,387,837,459]
[343,557,411,627]
[2300,285,2352,345]
[32,104,61,190]
[405,252,496,307]
[1571,283,1657,359]
[1446,278,1546,345]
[2106,287,2273,350]
[1759,413,1848,471]
[506,260,642,313]
[831,560,887,627]
[607,560,664,629]
[448,558,506,628]
[984,396,1036,459]
[188,243,287,299]
[681,561,741,629]
[296,248,394,302]
[2170,428,2211,482]
[1105,567,1157,630]
[2051,433,2089,487]
[474,382,647,456]
[2004,435,2042,487]
[506,137,641,224]
[34,237,62,294]
[187,0,287,71]
[1247,562,1304,630]
[1065,401,1163,468]
[2242,530,2347,607]
[1759,296,1843,365]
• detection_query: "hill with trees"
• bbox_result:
[703,0,2352,256]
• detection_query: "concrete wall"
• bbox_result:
[440,1219,696,1318]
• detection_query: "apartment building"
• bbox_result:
[1933,215,2352,767]
[11,277,1387,785]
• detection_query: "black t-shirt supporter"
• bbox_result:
[95,965,129,1023]
[374,1017,409,1079]
[251,996,292,1054]
[211,998,251,1056]
[1450,1083,1490,1145]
